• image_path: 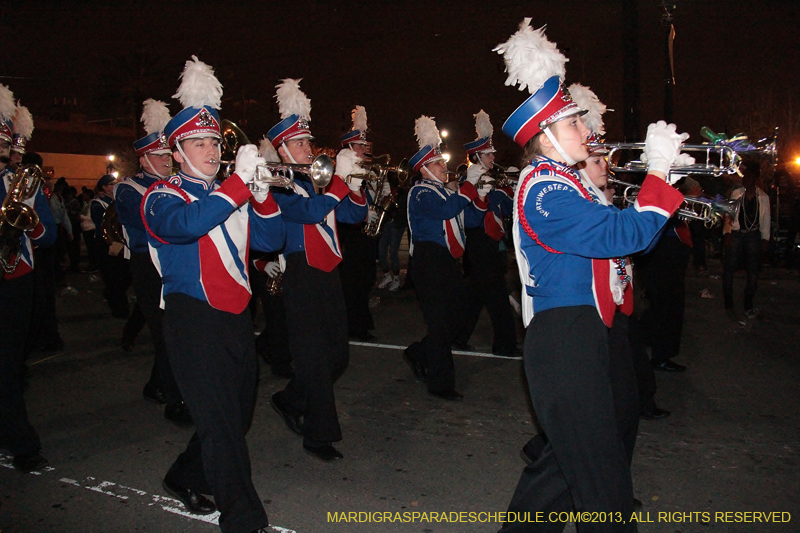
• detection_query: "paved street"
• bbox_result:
[1,258,799,533]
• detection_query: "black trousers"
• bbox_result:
[26,246,61,351]
[280,253,349,445]
[628,311,658,413]
[251,268,292,374]
[500,306,636,533]
[97,239,131,317]
[0,274,41,457]
[457,228,517,353]
[162,293,267,533]
[723,230,762,311]
[407,242,468,393]
[636,236,691,365]
[129,253,181,404]
[338,224,376,336]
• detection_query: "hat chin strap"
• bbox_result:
[422,165,442,182]
[175,141,219,181]
[543,127,576,167]
[144,154,170,180]
[280,142,298,165]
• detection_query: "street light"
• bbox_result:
[441,130,448,139]
[443,153,451,162]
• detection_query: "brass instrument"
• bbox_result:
[0,164,44,273]
[592,130,778,180]
[346,157,410,185]
[609,177,741,228]
[265,271,283,296]
[361,159,411,238]
[219,119,334,189]
[101,201,126,247]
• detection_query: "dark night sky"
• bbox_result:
[3,0,799,165]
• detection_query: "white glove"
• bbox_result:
[466,163,485,185]
[381,181,391,196]
[477,178,494,197]
[347,177,363,192]
[252,189,269,202]
[643,121,690,177]
[264,261,281,278]
[235,144,265,184]
[674,153,696,167]
[367,209,379,223]
[336,148,361,180]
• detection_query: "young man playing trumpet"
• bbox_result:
[143,57,283,533]
[266,79,367,462]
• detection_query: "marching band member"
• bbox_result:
[338,105,377,341]
[0,85,57,472]
[114,98,191,426]
[142,57,283,532]
[456,110,519,357]
[403,116,487,400]
[494,20,686,531]
[266,79,367,462]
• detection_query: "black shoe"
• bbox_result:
[428,389,464,401]
[271,393,304,436]
[162,478,216,515]
[403,348,427,383]
[12,452,49,473]
[652,360,686,372]
[142,383,166,405]
[640,406,671,420]
[303,442,343,462]
[633,498,643,511]
[164,402,194,427]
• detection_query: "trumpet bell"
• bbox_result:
[309,154,334,188]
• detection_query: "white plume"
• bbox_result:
[172,56,223,110]
[414,116,441,149]
[140,99,171,135]
[493,18,568,94]
[568,84,608,136]
[259,135,280,163]
[12,102,34,140]
[474,110,493,139]
[276,79,311,120]
[0,85,15,122]
[351,105,367,132]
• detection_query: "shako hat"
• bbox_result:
[0,85,16,144]
[134,99,172,156]
[267,79,313,148]
[567,83,609,153]
[409,116,444,174]
[163,56,222,148]
[11,102,33,154]
[340,105,369,146]
[464,110,496,155]
[494,19,586,147]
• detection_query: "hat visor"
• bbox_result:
[147,148,173,155]
[283,132,315,143]
[542,107,589,130]
[179,131,222,142]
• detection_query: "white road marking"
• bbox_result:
[348,341,523,360]
[0,454,295,531]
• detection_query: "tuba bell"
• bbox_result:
[0,164,44,273]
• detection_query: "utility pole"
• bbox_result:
[621,0,641,141]
[661,1,677,123]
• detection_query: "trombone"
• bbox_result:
[219,119,334,189]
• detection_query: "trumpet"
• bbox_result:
[346,157,411,185]
[609,177,740,228]
[591,130,777,180]
[1,164,44,273]
[219,119,334,189]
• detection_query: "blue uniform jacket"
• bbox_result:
[407,177,479,255]
[513,157,684,322]
[114,171,160,255]
[143,171,284,313]
[1,167,57,278]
